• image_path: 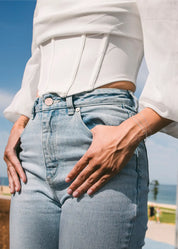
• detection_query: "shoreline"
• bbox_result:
[148,201,176,210]
[0,187,177,209]
[146,221,175,246]
[0,185,177,209]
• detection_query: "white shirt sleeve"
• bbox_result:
[136,0,178,138]
[3,3,40,123]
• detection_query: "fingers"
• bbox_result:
[87,174,111,195]
[4,120,29,194]
[65,123,134,198]
[68,169,113,198]
[4,149,27,194]
[4,150,26,183]
[67,162,100,196]
[65,148,116,198]
[11,154,26,183]
[7,170,15,194]
[70,169,103,197]
[7,164,21,193]
[65,153,90,182]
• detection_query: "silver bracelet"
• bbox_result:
[131,115,148,140]
[139,112,152,136]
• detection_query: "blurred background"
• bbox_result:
[0,1,178,249]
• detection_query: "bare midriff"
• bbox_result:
[36,81,135,98]
[96,80,136,92]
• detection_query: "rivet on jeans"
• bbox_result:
[76,107,80,112]
[45,97,54,106]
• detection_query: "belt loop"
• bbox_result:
[32,105,36,120]
[66,95,74,115]
[128,90,138,113]
[32,98,39,120]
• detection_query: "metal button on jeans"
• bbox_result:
[45,97,54,106]
[76,107,80,112]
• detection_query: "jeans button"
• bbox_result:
[45,97,54,106]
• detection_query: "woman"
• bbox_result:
[3,0,178,248]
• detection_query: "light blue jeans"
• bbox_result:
[10,88,149,249]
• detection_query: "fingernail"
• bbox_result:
[73,191,79,197]
[65,177,71,182]
[87,189,93,195]
[22,175,27,182]
[67,188,73,195]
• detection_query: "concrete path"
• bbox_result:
[146,221,175,246]
[143,238,174,249]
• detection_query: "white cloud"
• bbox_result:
[0,89,14,115]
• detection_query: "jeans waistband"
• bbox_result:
[31,88,138,119]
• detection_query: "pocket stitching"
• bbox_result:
[75,108,93,136]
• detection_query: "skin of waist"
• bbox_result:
[96,80,136,92]
[36,81,135,98]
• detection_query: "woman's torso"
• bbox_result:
[34,0,143,97]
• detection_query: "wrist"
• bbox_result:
[125,117,146,143]
[135,108,173,138]
[13,115,29,129]
[130,114,149,141]
[116,117,145,148]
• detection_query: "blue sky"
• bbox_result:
[0,1,178,184]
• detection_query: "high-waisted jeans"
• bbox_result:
[10,88,149,249]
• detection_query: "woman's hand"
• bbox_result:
[65,117,144,198]
[65,107,173,198]
[4,115,29,194]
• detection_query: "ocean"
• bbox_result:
[0,177,9,186]
[0,177,177,205]
[148,183,177,205]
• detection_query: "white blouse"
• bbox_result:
[3,0,178,138]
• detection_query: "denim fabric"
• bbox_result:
[10,88,149,249]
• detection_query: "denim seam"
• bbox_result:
[41,112,52,181]
[127,143,147,249]
[20,117,33,139]
[41,113,47,177]
[75,109,93,136]
[34,112,62,206]
[126,109,140,248]
[47,182,63,207]
[144,143,150,187]
[127,146,139,249]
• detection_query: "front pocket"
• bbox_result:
[74,104,130,136]
[75,107,93,136]
[20,117,33,139]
